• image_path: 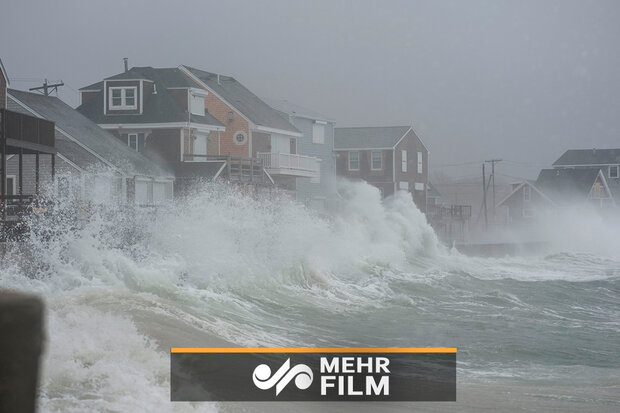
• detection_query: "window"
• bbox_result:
[348,151,359,170]
[415,182,425,191]
[5,176,16,196]
[312,122,325,144]
[610,165,619,179]
[128,133,138,151]
[417,151,423,174]
[371,151,382,170]
[122,132,144,151]
[234,131,248,146]
[190,94,205,116]
[401,150,407,172]
[523,185,531,202]
[523,207,535,218]
[109,87,137,109]
[399,181,409,191]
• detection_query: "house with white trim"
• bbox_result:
[7,89,174,205]
[334,126,429,212]
[180,66,320,192]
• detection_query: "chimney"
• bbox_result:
[123,57,129,72]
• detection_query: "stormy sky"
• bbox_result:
[2,0,619,180]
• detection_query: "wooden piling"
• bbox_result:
[0,291,44,413]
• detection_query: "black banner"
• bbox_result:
[171,348,456,402]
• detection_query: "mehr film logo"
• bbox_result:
[170,348,457,402]
[253,356,390,396]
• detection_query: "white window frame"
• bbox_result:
[523,185,531,202]
[233,131,248,146]
[401,150,407,172]
[190,93,205,116]
[371,150,382,170]
[127,133,139,151]
[348,151,359,171]
[417,151,423,174]
[415,182,425,191]
[399,181,409,191]
[312,122,325,144]
[5,175,16,196]
[609,165,619,179]
[109,86,137,110]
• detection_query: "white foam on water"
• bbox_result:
[1,177,619,411]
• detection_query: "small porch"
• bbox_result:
[1,108,56,234]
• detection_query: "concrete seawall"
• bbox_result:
[454,241,549,257]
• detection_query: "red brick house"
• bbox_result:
[180,66,320,191]
[334,126,429,212]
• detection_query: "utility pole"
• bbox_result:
[29,79,64,97]
[482,163,488,231]
[484,159,502,222]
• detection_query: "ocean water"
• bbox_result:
[1,180,619,412]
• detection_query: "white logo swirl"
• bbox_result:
[252,358,313,395]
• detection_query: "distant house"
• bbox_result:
[498,168,615,223]
[265,99,337,211]
[334,126,428,212]
[8,89,174,205]
[181,66,320,191]
[553,148,620,198]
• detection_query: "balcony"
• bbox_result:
[256,152,320,178]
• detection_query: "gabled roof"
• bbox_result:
[263,98,334,123]
[182,66,300,135]
[535,168,603,201]
[77,67,224,128]
[8,89,172,178]
[497,180,553,207]
[553,149,620,166]
[334,126,412,150]
[79,80,102,91]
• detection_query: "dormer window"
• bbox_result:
[190,94,205,116]
[189,89,208,116]
[109,86,137,110]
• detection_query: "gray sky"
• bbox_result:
[2,0,619,179]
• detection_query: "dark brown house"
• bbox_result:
[334,126,428,212]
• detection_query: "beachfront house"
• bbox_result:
[552,148,620,199]
[265,99,337,211]
[76,65,261,192]
[7,89,174,205]
[334,126,429,212]
[498,168,616,224]
[2,59,57,228]
[180,66,321,193]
